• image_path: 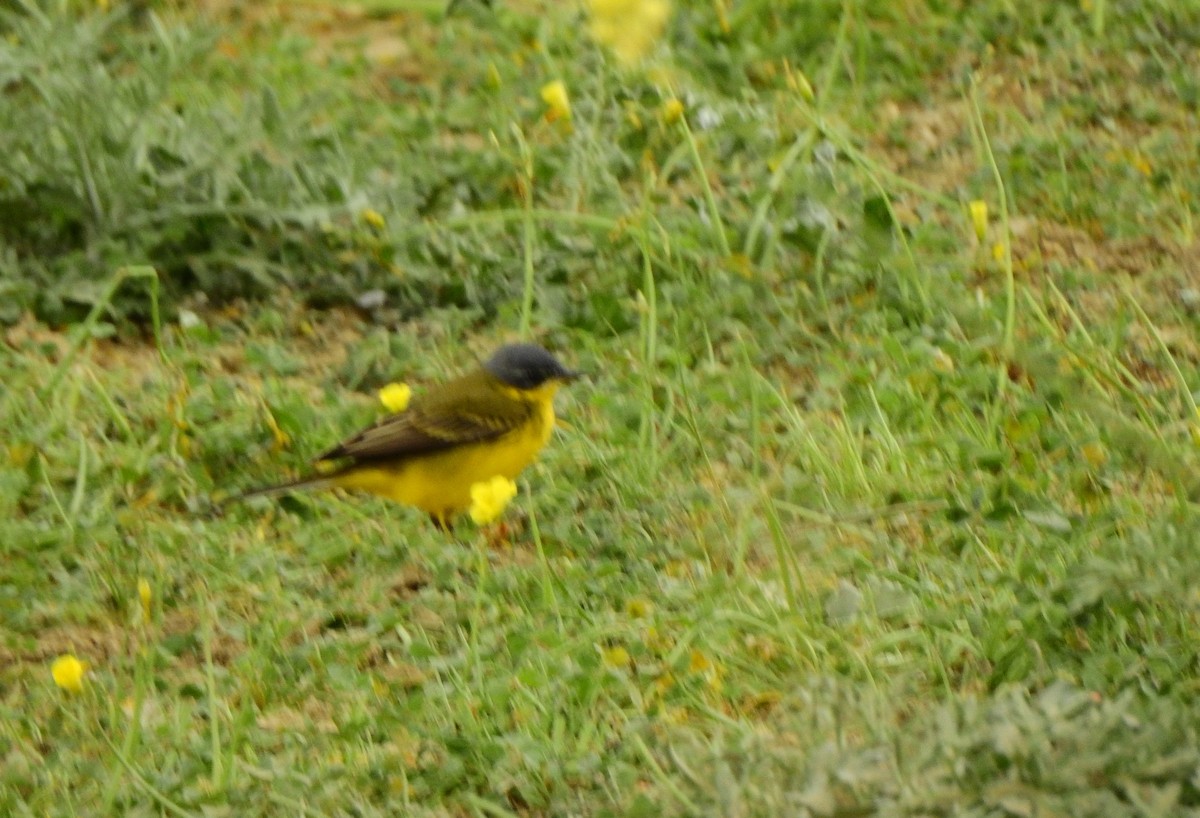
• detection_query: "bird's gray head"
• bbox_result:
[484,343,579,389]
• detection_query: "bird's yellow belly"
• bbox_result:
[332,403,554,518]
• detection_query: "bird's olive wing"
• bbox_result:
[316,373,534,463]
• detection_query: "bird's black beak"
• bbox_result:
[561,368,584,382]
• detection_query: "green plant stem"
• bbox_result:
[39,266,164,402]
[675,115,732,258]
[968,80,1016,442]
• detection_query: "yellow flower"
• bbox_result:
[9,442,34,467]
[1081,441,1108,468]
[625,597,653,618]
[968,200,988,242]
[991,241,1006,262]
[378,383,412,413]
[688,649,723,692]
[52,655,87,693]
[361,208,386,229]
[660,97,684,124]
[601,646,631,668]
[688,648,713,674]
[660,705,689,724]
[469,476,518,525]
[588,0,671,65]
[138,578,152,621]
[540,80,571,122]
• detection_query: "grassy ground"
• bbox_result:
[5,0,1200,815]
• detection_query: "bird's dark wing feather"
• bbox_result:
[316,371,534,464]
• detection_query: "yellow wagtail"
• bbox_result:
[231,343,579,528]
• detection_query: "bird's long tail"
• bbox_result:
[222,473,337,506]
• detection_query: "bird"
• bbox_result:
[228,343,580,529]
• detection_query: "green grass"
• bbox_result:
[5,0,1200,815]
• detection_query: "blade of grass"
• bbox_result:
[512,125,538,337]
[39,266,164,403]
[967,79,1017,444]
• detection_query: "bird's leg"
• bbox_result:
[429,512,454,533]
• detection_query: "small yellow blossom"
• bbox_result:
[588,0,671,65]
[969,200,988,243]
[625,597,653,618]
[688,648,723,690]
[361,208,386,230]
[1080,441,1108,468]
[52,655,87,693]
[991,241,1006,262]
[9,442,35,467]
[378,383,412,413]
[660,705,689,724]
[601,646,631,669]
[1131,154,1152,177]
[660,98,684,124]
[688,648,713,674]
[138,578,152,621]
[469,476,518,525]
[540,80,571,122]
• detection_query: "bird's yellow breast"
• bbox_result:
[330,384,559,520]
